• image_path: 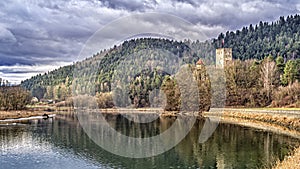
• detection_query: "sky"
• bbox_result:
[0,0,299,84]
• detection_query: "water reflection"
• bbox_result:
[0,120,105,169]
[0,112,299,169]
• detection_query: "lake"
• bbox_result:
[0,112,299,169]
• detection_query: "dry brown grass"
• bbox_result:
[273,146,300,169]
[0,110,51,120]
[209,111,300,132]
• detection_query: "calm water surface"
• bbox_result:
[0,112,299,169]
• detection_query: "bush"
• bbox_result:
[96,92,114,108]
[55,97,74,107]
[271,82,300,107]
[0,86,31,110]
[72,95,98,109]
[161,76,181,111]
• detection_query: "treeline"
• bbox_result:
[73,63,211,112]
[21,65,73,100]
[213,14,300,60]
[125,64,211,111]
[0,79,31,110]
[225,57,300,107]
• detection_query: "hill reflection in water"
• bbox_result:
[0,112,299,169]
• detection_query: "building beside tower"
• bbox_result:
[216,48,232,68]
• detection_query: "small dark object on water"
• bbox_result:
[42,114,49,119]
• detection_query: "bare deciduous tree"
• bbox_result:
[260,58,277,102]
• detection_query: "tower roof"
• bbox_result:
[196,59,204,65]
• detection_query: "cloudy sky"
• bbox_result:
[0,0,299,84]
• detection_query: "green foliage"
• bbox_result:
[128,69,168,108]
[281,59,300,85]
[276,56,285,75]
[213,14,300,61]
[22,38,202,100]
[21,65,74,100]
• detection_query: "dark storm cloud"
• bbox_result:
[0,56,32,66]
[154,0,300,29]
[169,0,200,7]
[0,69,41,74]
[98,0,157,11]
[94,0,300,30]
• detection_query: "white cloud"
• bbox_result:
[0,62,71,84]
[296,3,300,11]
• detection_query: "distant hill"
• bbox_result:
[21,14,300,100]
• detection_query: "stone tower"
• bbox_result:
[216,48,232,68]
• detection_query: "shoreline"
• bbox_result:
[1,108,299,168]
[203,109,300,169]
[0,110,56,121]
[203,109,300,132]
[203,114,300,139]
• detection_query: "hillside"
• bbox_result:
[21,14,300,106]
[21,38,208,100]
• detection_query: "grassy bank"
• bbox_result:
[0,110,52,120]
[0,105,73,120]
[204,109,300,132]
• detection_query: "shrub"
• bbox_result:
[72,95,98,109]
[96,92,114,108]
[271,82,300,107]
[0,86,31,110]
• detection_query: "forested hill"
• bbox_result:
[213,14,300,60]
[21,14,300,100]
[21,38,207,100]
